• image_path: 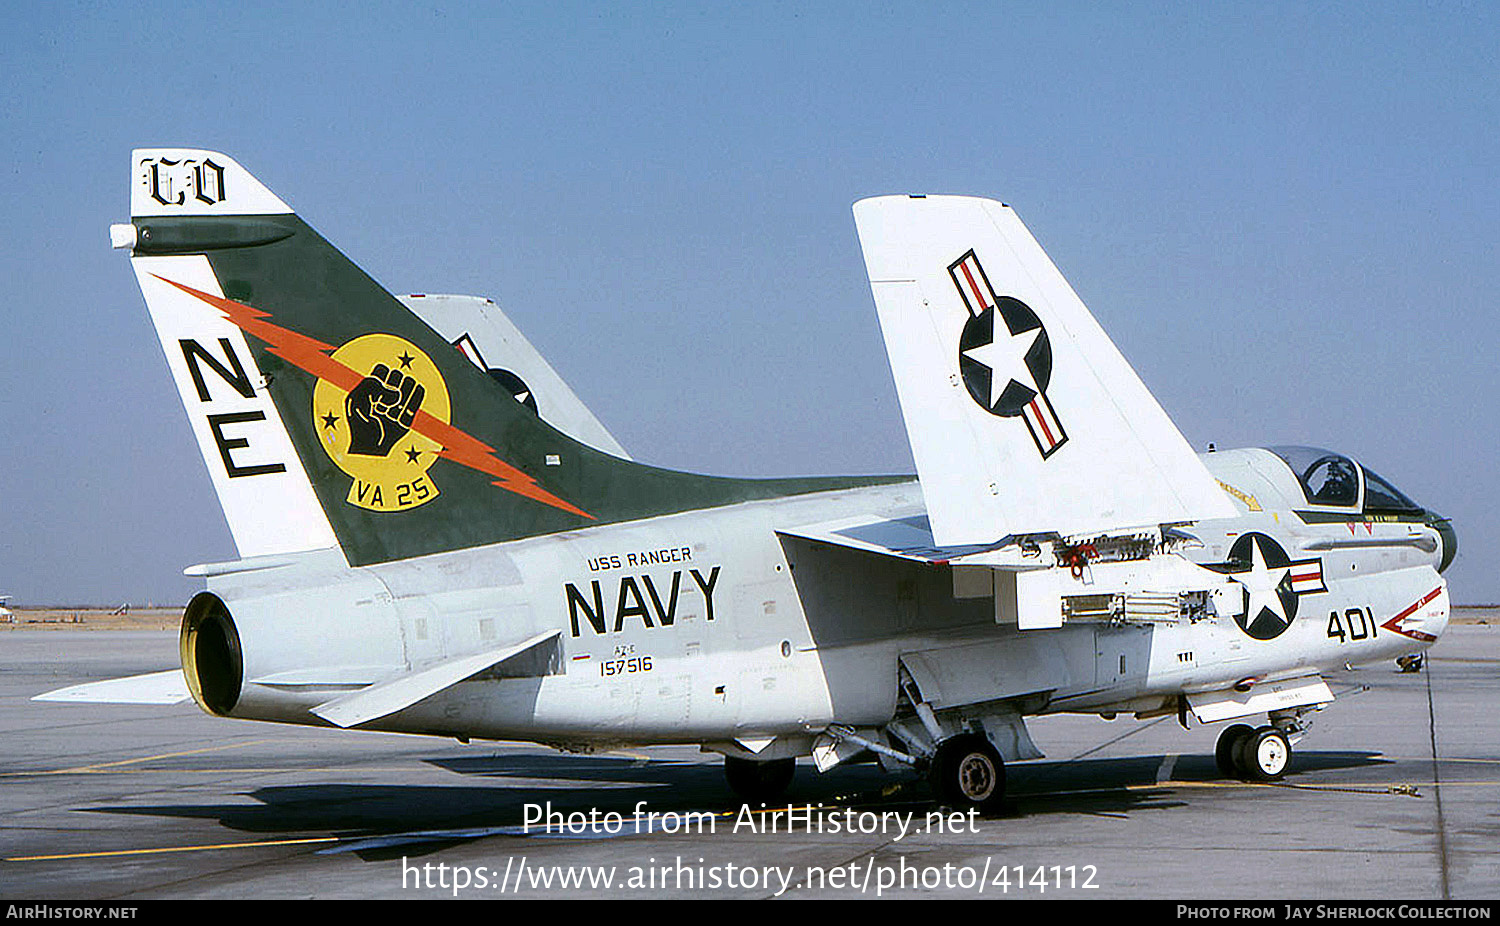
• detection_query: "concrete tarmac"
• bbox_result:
[2,624,1497,900]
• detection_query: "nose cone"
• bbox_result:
[1427,511,1457,574]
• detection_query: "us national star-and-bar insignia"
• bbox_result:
[949,249,1068,458]
[451,332,540,415]
[1208,532,1327,641]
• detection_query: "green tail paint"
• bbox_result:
[131,210,901,566]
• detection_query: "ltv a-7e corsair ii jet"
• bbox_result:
[47,149,1455,812]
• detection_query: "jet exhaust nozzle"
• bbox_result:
[180,592,243,716]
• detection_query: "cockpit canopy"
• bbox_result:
[1267,446,1422,514]
[1204,445,1453,574]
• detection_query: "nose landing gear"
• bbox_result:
[1215,722,1292,782]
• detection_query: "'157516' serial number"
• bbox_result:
[601,656,652,676]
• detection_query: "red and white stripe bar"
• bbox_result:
[1287,558,1327,595]
[452,333,486,369]
[1022,393,1067,458]
[948,250,996,318]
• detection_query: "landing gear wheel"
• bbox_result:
[929,734,1006,814]
[1236,726,1291,782]
[1215,724,1254,778]
[724,756,795,803]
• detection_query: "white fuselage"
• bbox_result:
[203,450,1449,753]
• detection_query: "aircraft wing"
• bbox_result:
[776,517,1064,631]
[779,513,1241,633]
[33,669,191,705]
[853,195,1236,545]
[776,515,1028,565]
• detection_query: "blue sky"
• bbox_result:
[1,2,1495,604]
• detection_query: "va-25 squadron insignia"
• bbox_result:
[313,334,451,512]
[949,249,1068,458]
[142,276,591,520]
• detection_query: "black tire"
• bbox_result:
[929,734,1006,814]
[1236,726,1291,782]
[1215,724,1254,778]
[724,756,795,803]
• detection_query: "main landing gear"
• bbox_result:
[1215,723,1291,782]
[927,734,1007,814]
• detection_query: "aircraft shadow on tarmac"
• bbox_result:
[83,749,1392,861]
[1009,749,1392,794]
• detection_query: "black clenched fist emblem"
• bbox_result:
[346,363,425,457]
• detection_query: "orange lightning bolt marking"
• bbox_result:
[152,275,593,520]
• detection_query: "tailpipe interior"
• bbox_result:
[180,591,243,716]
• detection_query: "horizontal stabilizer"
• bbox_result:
[312,630,561,728]
[33,669,190,705]
[853,195,1236,544]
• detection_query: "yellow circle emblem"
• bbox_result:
[312,334,451,512]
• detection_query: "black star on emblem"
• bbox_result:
[397,351,415,370]
[488,369,540,415]
[321,412,339,430]
[405,447,422,464]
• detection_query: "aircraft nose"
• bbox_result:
[1426,511,1457,573]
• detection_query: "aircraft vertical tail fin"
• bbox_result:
[117,151,338,560]
[852,195,1234,545]
[398,293,632,460]
[117,149,894,567]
